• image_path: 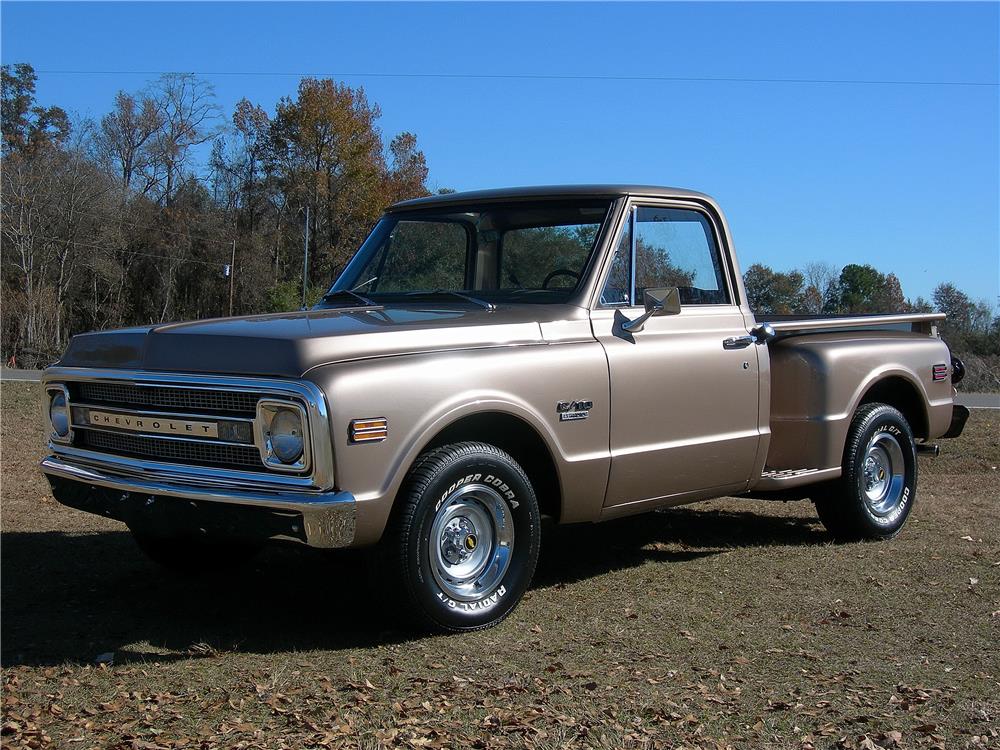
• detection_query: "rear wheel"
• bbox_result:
[387,442,541,632]
[814,403,917,541]
[130,529,261,576]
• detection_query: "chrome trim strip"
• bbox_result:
[349,417,388,443]
[628,205,637,306]
[765,313,945,333]
[41,455,355,548]
[72,425,256,449]
[753,466,842,491]
[254,399,312,473]
[41,367,336,490]
[70,402,256,427]
[43,383,74,445]
[50,444,315,489]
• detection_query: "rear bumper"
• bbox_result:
[40,455,355,548]
[942,404,970,439]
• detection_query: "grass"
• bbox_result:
[1,380,997,749]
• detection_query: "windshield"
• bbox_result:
[325,199,613,306]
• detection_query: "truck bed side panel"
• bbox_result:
[765,331,953,472]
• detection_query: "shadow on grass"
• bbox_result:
[536,504,825,587]
[0,505,825,666]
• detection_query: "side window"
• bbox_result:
[375,221,468,292]
[633,207,728,304]
[599,217,632,305]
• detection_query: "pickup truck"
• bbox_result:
[40,185,969,631]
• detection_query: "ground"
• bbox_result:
[1,381,997,750]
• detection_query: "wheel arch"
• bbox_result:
[855,373,929,440]
[419,411,563,523]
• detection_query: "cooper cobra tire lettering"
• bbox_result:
[482,475,515,501]
[435,473,483,512]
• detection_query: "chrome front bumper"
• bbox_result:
[40,455,355,548]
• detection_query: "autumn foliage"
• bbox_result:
[1,64,431,367]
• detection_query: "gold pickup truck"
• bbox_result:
[40,185,969,631]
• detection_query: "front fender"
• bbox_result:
[307,344,612,545]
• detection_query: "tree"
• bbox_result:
[96,90,163,196]
[743,263,805,314]
[933,282,974,350]
[907,295,934,313]
[1,134,114,357]
[802,261,839,314]
[148,73,221,203]
[1,63,70,156]
[933,283,972,330]
[386,132,429,203]
[837,264,886,313]
[875,272,906,312]
[270,78,429,285]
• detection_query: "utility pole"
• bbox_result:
[228,239,236,317]
[302,205,310,309]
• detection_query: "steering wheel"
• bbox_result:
[541,269,580,290]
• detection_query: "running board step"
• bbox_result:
[755,466,841,491]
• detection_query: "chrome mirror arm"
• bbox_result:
[751,322,776,343]
[621,302,663,333]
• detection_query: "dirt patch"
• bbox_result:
[2,382,997,749]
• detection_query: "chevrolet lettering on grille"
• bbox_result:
[88,410,219,438]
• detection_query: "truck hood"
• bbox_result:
[58,304,591,378]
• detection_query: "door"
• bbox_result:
[592,202,762,508]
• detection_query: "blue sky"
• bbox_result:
[3,1,998,304]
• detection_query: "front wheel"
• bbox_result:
[387,442,541,632]
[814,403,917,541]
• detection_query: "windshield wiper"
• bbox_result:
[404,290,496,311]
[316,289,379,309]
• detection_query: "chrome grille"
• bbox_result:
[79,430,263,470]
[44,369,332,490]
[75,382,260,416]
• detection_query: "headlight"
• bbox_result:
[48,389,70,438]
[269,408,304,463]
[256,400,310,471]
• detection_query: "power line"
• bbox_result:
[35,68,999,88]
[33,234,228,267]
[56,205,233,248]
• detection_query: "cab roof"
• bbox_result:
[388,184,715,211]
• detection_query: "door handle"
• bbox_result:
[722,335,754,350]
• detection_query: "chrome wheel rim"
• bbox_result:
[860,433,906,516]
[429,483,514,602]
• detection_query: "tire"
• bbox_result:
[130,529,261,576]
[813,403,917,541]
[386,442,541,632]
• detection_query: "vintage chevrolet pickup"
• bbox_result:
[40,185,969,631]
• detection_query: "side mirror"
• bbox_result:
[621,287,681,333]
